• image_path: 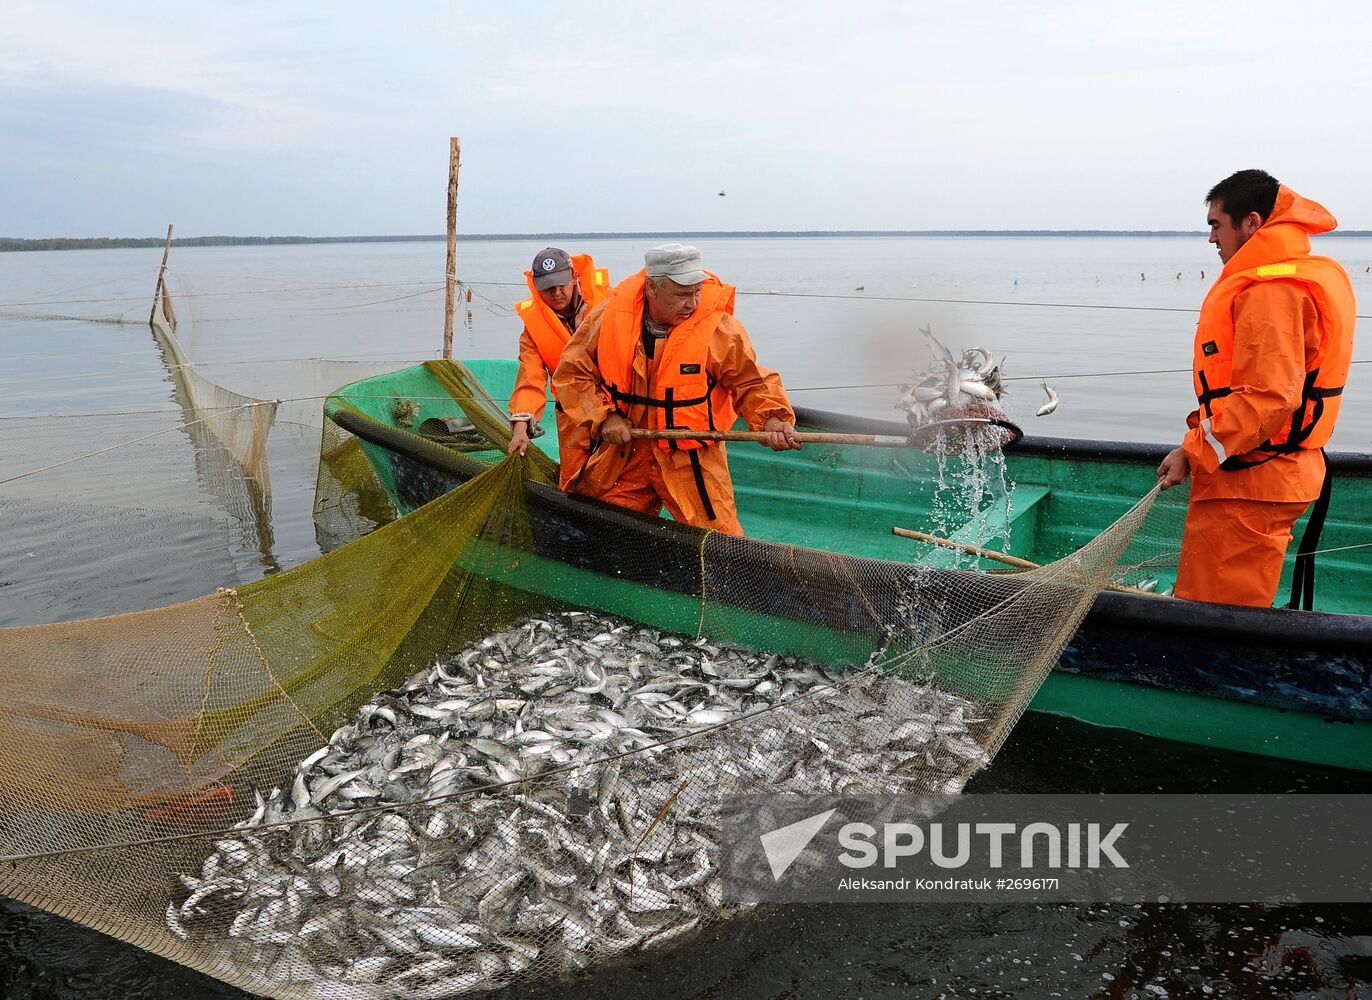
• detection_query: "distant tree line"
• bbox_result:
[4,230,1369,252]
[0,235,449,252]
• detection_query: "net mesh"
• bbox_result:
[0,349,1172,998]
[151,283,277,490]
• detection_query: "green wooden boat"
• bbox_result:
[323,359,1372,773]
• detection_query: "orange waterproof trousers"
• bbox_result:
[1174,497,1309,607]
[552,409,579,490]
[594,441,744,536]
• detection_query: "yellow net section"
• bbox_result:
[0,344,1167,997]
[151,283,277,490]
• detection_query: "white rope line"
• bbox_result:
[0,281,446,309]
[0,402,276,487]
[454,279,1372,319]
[292,284,446,311]
[447,275,515,316]
[785,359,1372,393]
[1305,540,1372,557]
[0,354,437,390]
[10,275,1372,319]
[0,392,489,422]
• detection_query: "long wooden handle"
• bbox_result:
[892,526,1165,597]
[892,527,1038,568]
[630,428,913,447]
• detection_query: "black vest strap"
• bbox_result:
[1219,452,1279,471]
[569,437,599,491]
[687,450,717,522]
[1214,367,1346,466]
[1196,370,1231,417]
[607,383,712,409]
[1286,450,1332,612]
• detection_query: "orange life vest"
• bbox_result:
[515,254,610,380]
[596,270,739,451]
[1192,189,1356,467]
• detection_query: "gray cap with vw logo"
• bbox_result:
[531,247,574,290]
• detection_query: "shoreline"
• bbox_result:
[5,229,1370,253]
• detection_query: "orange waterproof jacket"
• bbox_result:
[552,269,793,518]
[508,254,610,422]
[598,271,739,450]
[1184,186,1357,501]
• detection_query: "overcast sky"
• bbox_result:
[3,1,1371,238]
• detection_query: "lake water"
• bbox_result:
[1,237,1369,998]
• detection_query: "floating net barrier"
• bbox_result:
[0,343,1172,999]
[151,281,278,490]
[0,290,293,625]
[0,401,290,627]
[0,263,446,627]
[0,268,159,326]
[165,268,467,430]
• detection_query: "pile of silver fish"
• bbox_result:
[168,611,991,998]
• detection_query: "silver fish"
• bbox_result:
[1037,380,1060,416]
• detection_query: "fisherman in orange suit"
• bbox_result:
[506,248,610,486]
[1158,170,1356,607]
[553,244,800,535]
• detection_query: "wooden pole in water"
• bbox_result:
[149,223,174,327]
[442,137,462,361]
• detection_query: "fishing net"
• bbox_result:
[0,355,1169,999]
[0,265,455,628]
[0,283,287,629]
[151,281,277,489]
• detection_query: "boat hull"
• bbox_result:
[324,361,1372,772]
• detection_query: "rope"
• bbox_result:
[1304,540,1372,558]
[446,275,515,316]
[789,359,1372,393]
[0,402,276,486]
[0,393,498,422]
[293,284,445,311]
[0,354,436,390]
[454,280,1372,319]
[0,280,447,310]
[9,274,1372,320]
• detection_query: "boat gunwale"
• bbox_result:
[328,392,1372,656]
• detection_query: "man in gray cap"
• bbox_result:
[507,247,610,466]
[553,243,799,535]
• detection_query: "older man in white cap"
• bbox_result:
[552,243,799,535]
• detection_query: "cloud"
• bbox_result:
[2,0,1371,235]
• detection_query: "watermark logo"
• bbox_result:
[722,794,1372,904]
[835,820,1129,870]
[759,808,836,880]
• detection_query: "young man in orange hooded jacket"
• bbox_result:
[506,248,610,485]
[552,243,800,535]
[1157,170,1356,607]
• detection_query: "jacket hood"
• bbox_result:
[1264,185,1338,235]
[1223,185,1338,276]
